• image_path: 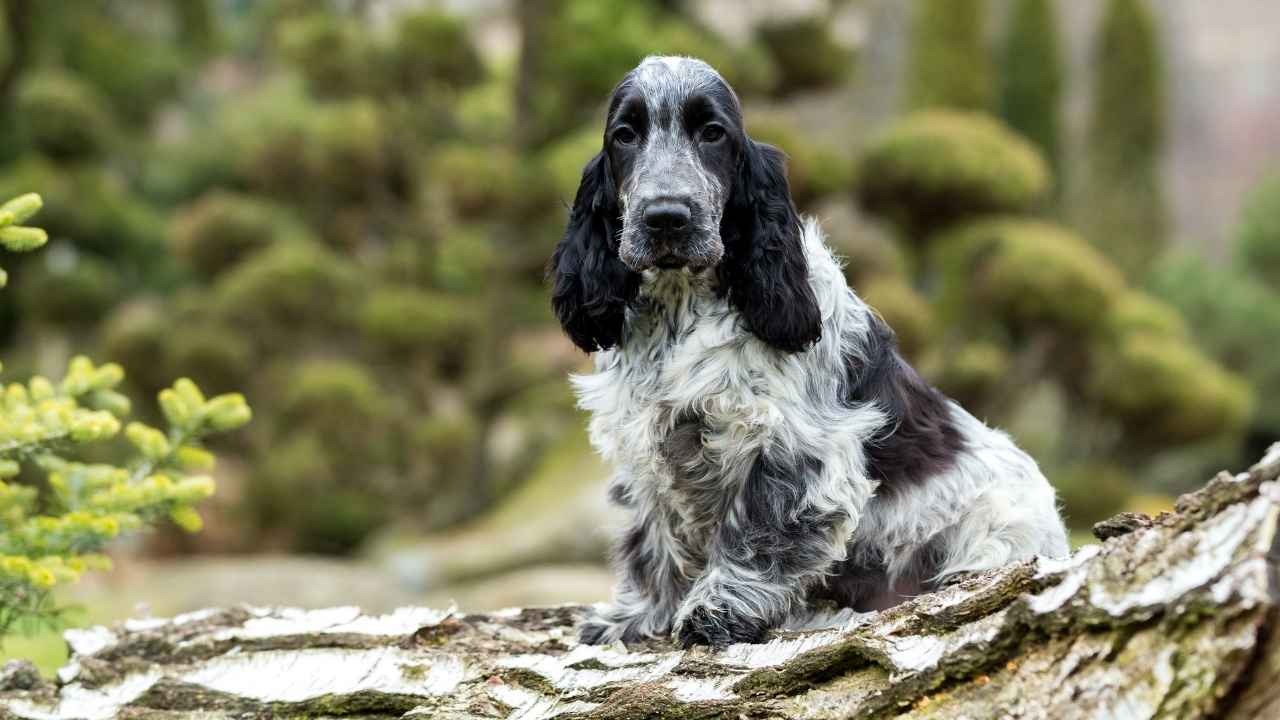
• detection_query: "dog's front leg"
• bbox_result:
[580,505,696,645]
[673,450,860,648]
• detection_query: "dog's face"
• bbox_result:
[606,57,741,272]
[549,56,822,355]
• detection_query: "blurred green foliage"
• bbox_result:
[998,0,1063,181]
[1078,0,1166,276]
[1150,174,1280,454]
[856,111,1050,241]
[1236,172,1280,291]
[756,17,854,95]
[906,0,992,111]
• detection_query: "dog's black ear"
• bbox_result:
[719,139,822,353]
[549,151,639,352]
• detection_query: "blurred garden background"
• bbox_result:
[2,0,1279,673]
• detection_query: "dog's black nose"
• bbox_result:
[644,201,691,232]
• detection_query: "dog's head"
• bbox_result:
[549,56,821,354]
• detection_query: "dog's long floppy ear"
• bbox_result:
[719,139,822,353]
[549,151,640,352]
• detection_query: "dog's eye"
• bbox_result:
[700,124,725,143]
[613,127,638,146]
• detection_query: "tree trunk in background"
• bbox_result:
[3,444,1280,719]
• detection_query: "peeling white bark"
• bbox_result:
[4,444,1280,719]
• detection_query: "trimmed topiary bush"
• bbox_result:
[859,277,934,360]
[1087,332,1251,446]
[756,17,854,95]
[15,71,114,161]
[360,287,477,357]
[934,219,1124,335]
[856,111,1050,240]
[171,191,308,278]
[211,241,360,332]
[1101,290,1188,342]
[276,13,377,98]
[385,11,486,94]
[933,341,1012,409]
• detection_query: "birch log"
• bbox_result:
[4,444,1280,720]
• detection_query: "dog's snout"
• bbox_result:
[643,201,691,233]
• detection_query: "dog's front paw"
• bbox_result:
[674,602,768,649]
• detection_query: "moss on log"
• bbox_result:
[4,445,1280,719]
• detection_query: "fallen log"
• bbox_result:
[3,444,1280,719]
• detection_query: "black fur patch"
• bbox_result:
[727,452,844,579]
[677,450,845,647]
[813,535,948,611]
[844,314,964,492]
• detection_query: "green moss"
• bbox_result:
[856,111,1050,239]
[171,191,307,278]
[934,218,1124,334]
[756,17,855,95]
[860,277,933,360]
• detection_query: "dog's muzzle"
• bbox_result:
[643,200,694,269]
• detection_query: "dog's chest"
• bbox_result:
[574,284,766,507]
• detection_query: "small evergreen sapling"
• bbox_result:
[0,194,251,639]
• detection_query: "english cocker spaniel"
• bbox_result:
[549,56,1069,648]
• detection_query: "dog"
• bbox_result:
[549,56,1069,648]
